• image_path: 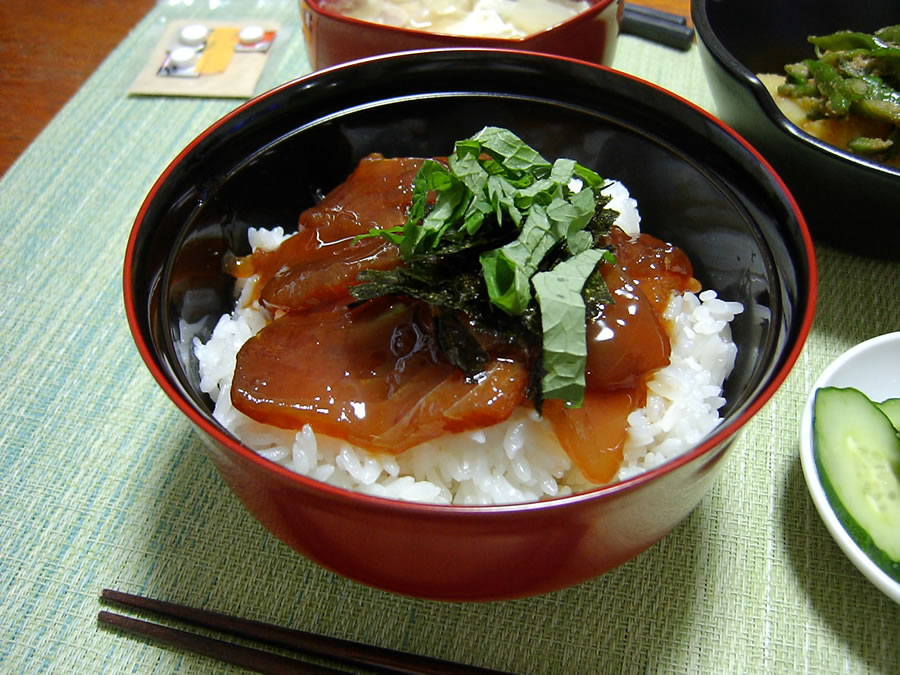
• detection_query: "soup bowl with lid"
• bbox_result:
[124,48,816,601]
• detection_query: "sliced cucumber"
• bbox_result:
[875,398,900,431]
[813,386,900,581]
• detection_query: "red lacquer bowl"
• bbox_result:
[300,0,622,69]
[124,49,816,601]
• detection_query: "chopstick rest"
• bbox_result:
[620,4,695,51]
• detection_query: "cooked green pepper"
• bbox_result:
[777,81,819,98]
[820,48,872,78]
[857,74,900,104]
[848,136,893,154]
[784,61,810,83]
[875,25,900,44]
[853,98,900,124]
[809,30,883,52]
[775,25,900,164]
[870,47,900,78]
[806,59,854,114]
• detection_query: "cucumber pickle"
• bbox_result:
[813,387,900,581]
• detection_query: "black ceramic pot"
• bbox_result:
[692,0,900,258]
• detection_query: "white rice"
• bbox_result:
[189,182,743,505]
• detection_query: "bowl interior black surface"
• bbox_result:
[129,50,811,446]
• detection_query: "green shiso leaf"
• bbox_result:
[480,202,560,315]
[471,126,553,173]
[532,248,607,407]
[351,126,620,407]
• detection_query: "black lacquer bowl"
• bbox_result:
[692,0,900,257]
[124,49,816,600]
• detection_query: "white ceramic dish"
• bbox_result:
[799,331,900,604]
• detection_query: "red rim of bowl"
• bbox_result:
[302,0,621,44]
[123,47,818,515]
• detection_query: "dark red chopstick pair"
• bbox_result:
[99,589,509,674]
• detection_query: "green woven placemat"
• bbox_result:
[0,2,897,672]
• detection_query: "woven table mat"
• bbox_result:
[0,1,897,672]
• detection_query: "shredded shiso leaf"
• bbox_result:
[351,126,619,409]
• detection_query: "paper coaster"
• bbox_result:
[129,20,280,98]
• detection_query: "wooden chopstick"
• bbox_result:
[97,610,340,674]
[99,588,510,674]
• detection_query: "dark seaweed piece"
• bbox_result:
[585,194,618,244]
[583,262,616,318]
[432,309,489,379]
[353,261,542,348]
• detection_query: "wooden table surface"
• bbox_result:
[0,0,690,178]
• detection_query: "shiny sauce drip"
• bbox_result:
[229,155,700,483]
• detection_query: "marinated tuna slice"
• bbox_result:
[231,298,528,452]
[228,154,422,311]
[584,263,671,391]
[607,227,700,312]
[544,390,635,483]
